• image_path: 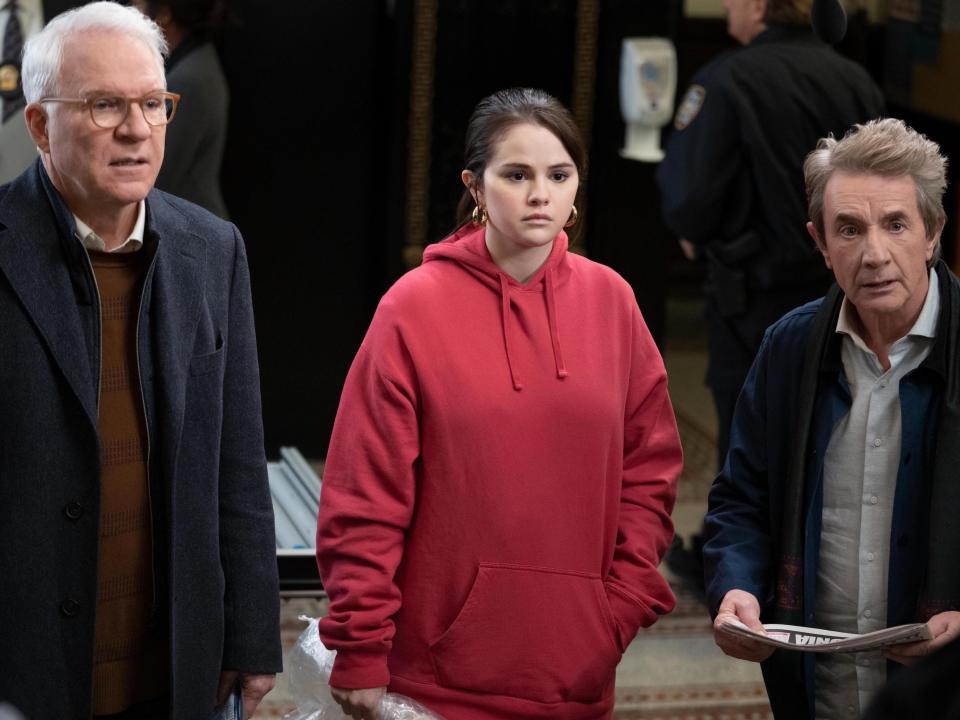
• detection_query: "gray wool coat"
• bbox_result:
[0,161,281,719]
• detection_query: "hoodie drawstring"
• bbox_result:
[544,266,568,380]
[499,274,523,391]
[498,269,568,392]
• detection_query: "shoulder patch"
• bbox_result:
[674,84,706,130]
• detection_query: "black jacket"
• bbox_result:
[657,25,885,292]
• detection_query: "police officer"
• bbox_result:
[656,0,884,580]
[0,0,76,184]
[658,0,883,468]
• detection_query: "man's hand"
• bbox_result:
[330,686,387,720]
[886,611,960,666]
[217,671,276,718]
[678,238,698,261]
[713,589,775,662]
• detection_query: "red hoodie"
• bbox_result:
[317,225,681,719]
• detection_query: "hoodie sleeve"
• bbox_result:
[316,317,421,689]
[603,303,682,651]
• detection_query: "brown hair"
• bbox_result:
[456,88,587,227]
[765,0,812,26]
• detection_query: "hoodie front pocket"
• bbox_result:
[428,563,621,704]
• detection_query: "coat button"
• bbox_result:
[60,598,80,617]
[64,501,84,520]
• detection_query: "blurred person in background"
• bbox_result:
[0,0,75,183]
[133,0,230,218]
[656,0,884,586]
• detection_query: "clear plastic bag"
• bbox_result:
[282,616,445,720]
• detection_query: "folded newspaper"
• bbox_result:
[718,619,932,653]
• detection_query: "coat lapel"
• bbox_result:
[0,165,99,428]
[142,193,205,479]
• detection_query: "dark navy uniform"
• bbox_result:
[656,24,884,465]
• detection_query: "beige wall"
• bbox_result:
[684,0,724,18]
[683,0,887,23]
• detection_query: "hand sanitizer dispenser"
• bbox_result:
[619,38,677,163]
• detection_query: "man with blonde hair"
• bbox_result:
[704,118,960,718]
[0,3,280,718]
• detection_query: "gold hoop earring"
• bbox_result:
[564,206,578,228]
[471,205,488,226]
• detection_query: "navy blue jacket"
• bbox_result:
[0,162,281,719]
[656,26,884,292]
[703,295,940,718]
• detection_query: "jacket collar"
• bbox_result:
[818,262,955,381]
[750,24,819,47]
[0,161,206,435]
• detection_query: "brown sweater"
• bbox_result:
[89,250,166,714]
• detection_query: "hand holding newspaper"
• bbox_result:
[718,619,932,653]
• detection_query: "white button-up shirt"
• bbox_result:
[814,269,940,719]
[74,201,146,254]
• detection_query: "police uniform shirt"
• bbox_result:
[655,24,885,291]
[0,0,43,185]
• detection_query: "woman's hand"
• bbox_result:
[330,685,387,719]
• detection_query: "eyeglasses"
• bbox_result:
[37,92,181,128]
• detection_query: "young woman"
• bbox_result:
[317,88,682,720]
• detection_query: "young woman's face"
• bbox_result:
[475,122,579,254]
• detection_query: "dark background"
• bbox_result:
[215,1,959,458]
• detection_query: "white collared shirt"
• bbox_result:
[815,268,940,719]
[74,201,146,254]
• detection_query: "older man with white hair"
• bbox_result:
[0,3,280,718]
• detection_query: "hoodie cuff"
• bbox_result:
[604,582,657,652]
[329,649,391,690]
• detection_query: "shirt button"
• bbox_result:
[60,598,80,617]
[864,609,873,618]
[873,438,882,447]
[870,496,879,505]
[63,501,84,520]
[867,552,875,561]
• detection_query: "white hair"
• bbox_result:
[22,1,168,103]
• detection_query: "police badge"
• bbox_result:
[0,61,20,97]
[674,84,705,131]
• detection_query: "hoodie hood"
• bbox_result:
[422,223,571,391]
